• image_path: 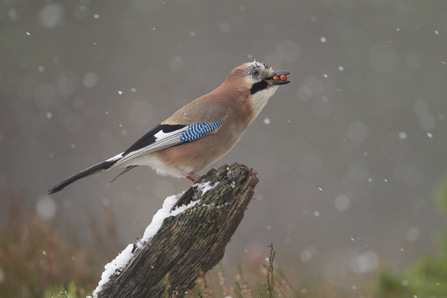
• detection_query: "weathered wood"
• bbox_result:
[95,162,258,298]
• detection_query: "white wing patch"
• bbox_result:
[106,152,124,162]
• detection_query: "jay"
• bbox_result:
[48,61,291,194]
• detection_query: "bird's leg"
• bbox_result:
[186,172,201,182]
[173,172,202,209]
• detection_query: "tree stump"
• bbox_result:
[93,162,258,298]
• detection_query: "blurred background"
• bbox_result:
[1,0,447,295]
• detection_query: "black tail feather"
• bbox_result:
[48,160,117,194]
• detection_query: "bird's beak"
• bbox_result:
[265,70,292,85]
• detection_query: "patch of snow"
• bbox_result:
[142,192,189,242]
[91,190,206,297]
[91,244,134,297]
[169,197,200,217]
[193,181,219,196]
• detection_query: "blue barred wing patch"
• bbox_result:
[180,121,224,142]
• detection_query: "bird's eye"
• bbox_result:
[251,69,260,77]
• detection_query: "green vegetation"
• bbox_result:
[44,282,87,298]
[370,176,447,298]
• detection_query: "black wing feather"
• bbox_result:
[123,124,186,156]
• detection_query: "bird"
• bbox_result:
[48,61,291,194]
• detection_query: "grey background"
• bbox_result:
[1,0,447,290]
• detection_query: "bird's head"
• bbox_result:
[222,61,291,118]
[224,61,291,95]
[245,61,291,94]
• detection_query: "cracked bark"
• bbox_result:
[95,162,258,298]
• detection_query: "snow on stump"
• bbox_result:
[93,162,258,298]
